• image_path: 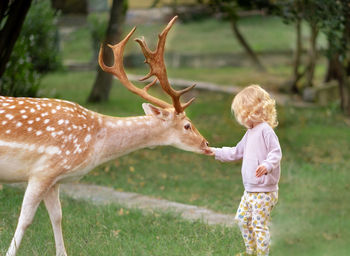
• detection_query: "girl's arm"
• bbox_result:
[211,132,247,162]
[261,130,282,172]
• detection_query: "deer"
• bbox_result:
[0,16,212,256]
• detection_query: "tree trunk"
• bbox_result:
[87,0,127,103]
[150,0,161,8]
[337,64,350,115]
[0,0,33,78]
[304,23,318,88]
[230,19,266,72]
[324,55,340,83]
[290,17,303,93]
[341,2,350,115]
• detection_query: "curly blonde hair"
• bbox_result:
[231,85,278,129]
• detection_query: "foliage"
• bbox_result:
[0,0,60,97]
[315,0,349,58]
[0,37,40,97]
[273,0,349,63]
[21,0,61,73]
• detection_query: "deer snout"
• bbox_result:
[201,139,213,155]
[201,139,209,148]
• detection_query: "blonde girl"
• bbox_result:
[211,85,282,256]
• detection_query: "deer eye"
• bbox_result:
[184,123,191,130]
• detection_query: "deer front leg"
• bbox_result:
[44,184,67,256]
[6,178,52,256]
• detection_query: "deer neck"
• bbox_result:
[99,115,170,163]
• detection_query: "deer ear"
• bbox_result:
[142,103,171,120]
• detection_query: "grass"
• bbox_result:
[62,15,309,63]
[127,62,327,89]
[0,186,244,255]
[61,27,92,63]
[34,70,350,255]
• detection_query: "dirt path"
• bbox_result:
[59,183,236,226]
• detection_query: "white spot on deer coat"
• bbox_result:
[46,146,61,155]
[46,126,55,132]
[38,146,45,153]
[5,114,14,120]
[84,134,91,143]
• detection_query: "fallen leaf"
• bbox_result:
[112,230,121,237]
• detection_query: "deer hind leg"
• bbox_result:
[6,178,52,256]
[43,184,67,256]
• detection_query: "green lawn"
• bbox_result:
[0,186,243,255]
[62,15,313,63]
[33,71,350,255]
[127,63,327,90]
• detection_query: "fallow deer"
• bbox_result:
[1,16,212,256]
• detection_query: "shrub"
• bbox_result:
[0,0,61,97]
[0,37,40,97]
[21,0,61,73]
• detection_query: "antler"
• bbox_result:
[98,16,195,113]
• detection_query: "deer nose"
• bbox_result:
[201,140,209,148]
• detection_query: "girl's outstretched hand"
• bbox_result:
[256,165,268,177]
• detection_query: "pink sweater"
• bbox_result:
[213,122,282,192]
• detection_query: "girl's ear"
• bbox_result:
[142,103,171,120]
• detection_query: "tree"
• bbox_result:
[277,0,350,114]
[0,0,33,78]
[274,0,322,93]
[87,0,128,103]
[209,0,266,71]
[318,0,350,114]
[302,0,322,88]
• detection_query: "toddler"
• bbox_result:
[211,85,282,256]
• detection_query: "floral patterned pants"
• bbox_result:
[235,191,278,256]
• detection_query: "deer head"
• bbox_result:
[99,16,212,155]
